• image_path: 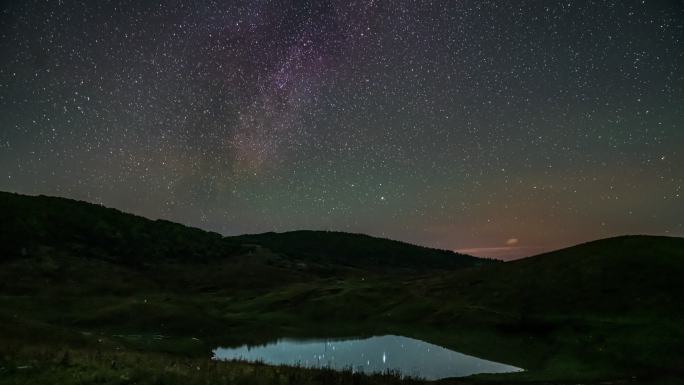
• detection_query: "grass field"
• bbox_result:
[1,192,683,384]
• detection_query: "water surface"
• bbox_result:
[213,335,522,380]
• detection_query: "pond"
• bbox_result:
[212,335,523,380]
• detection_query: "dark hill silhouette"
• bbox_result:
[422,235,684,316]
[0,191,242,264]
[0,191,483,272]
[232,230,484,270]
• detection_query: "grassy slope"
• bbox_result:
[0,191,483,273]
[411,236,684,380]
[0,191,243,265]
[231,231,485,270]
[0,191,683,384]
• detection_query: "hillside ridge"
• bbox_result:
[0,191,483,271]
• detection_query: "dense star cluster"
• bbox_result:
[1,0,682,259]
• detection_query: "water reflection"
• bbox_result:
[213,335,523,380]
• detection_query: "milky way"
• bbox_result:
[1,1,682,259]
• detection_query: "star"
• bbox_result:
[0,0,681,260]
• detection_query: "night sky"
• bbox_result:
[1,1,682,260]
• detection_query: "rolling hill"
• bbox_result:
[0,191,682,384]
[421,235,684,316]
[232,230,484,270]
[0,191,242,264]
[0,191,483,273]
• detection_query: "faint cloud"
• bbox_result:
[455,245,548,261]
[506,238,519,246]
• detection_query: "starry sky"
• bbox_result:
[1,1,682,260]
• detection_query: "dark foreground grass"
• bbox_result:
[0,346,427,385]
[1,261,682,384]
[1,286,680,385]
[2,345,682,385]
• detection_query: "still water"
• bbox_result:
[213,335,523,380]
